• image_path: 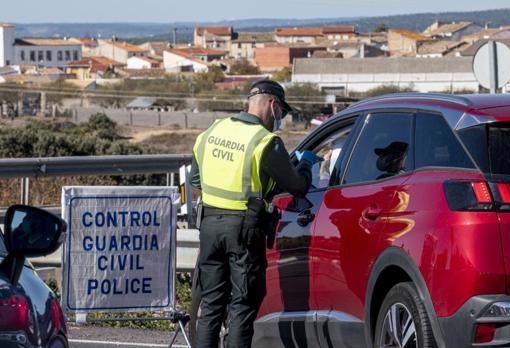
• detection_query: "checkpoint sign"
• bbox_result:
[62,186,180,312]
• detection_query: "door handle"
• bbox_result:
[363,205,382,220]
[297,210,315,227]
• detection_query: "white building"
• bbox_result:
[0,23,82,68]
[292,57,482,95]
[127,56,160,70]
[14,38,82,68]
[163,50,209,73]
[0,23,15,67]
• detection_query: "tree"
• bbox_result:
[285,83,324,127]
[272,67,292,82]
[229,59,261,75]
[196,65,225,83]
[374,23,388,33]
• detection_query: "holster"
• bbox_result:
[261,207,281,250]
[241,197,281,249]
[241,197,266,247]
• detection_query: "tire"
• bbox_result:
[49,335,68,348]
[374,282,436,348]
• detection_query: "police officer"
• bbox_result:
[190,79,320,348]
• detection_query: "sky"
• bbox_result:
[2,0,510,23]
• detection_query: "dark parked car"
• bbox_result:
[193,92,510,347]
[0,205,68,348]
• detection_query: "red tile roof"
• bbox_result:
[321,26,356,34]
[276,27,323,37]
[68,56,125,69]
[111,41,146,53]
[196,26,232,36]
[390,29,430,41]
[169,47,228,57]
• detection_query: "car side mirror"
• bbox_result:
[5,205,66,257]
[1,205,66,285]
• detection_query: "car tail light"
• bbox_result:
[0,295,29,331]
[50,298,67,334]
[474,323,496,344]
[496,183,510,204]
[444,181,494,211]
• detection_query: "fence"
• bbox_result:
[0,154,199,272]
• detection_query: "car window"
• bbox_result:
[0,231,7,255]
[343,112,413,185]
[415,112,475,170]
[310,126,352,189]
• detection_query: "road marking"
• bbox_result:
[69,339,188,347]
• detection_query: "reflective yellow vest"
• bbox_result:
[193,117,276,210]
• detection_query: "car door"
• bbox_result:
[256,116,357,348]
[310,111,415,346]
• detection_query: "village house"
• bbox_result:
[416,40,467,58]
[230,32,275,59]
[66,56,125,80]
[321,26,357,41]
[462,26,510,44]
[90,39,148,64]
[255,46,327,72]
[193,26,233,50]
[387,29,431,56]
[274,27,323,44]
[127,56,160,70]
[163,47,227,73]
[423,21,483,41]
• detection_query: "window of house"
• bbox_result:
[30,50,36,62]
[38,50,44,62]
[65,50,71,61]
[343,113,414,185]
[415,112,475,169]
[238,43,242,49]
[73,50,79,61]
[20,50,25,61]
[46,50,52,61]
[57,51,63,61]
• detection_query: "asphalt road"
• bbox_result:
[68,324,189,348]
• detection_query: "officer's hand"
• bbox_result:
[295,150,323,165]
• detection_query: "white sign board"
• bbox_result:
[61,186,180,312]
[473,41,510,91]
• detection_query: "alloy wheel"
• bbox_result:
[379,302,417,348]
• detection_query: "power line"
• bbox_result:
[0,86,329,105]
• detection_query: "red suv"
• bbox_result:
[253,93,510,348]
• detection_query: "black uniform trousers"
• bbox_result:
[197,211,267,348]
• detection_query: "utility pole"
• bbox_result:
[173,28,177,47]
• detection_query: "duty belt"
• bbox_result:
[203,206,246,216]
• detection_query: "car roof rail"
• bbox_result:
[350,92,473,108]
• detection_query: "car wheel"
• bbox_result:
[374,282,435,348]
[49,335,68,348]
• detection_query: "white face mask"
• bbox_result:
[271,101,282,132]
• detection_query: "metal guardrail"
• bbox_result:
[0,154,193,178]
[0,154,199,272]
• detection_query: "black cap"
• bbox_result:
[374,141,409,156]
[248,79,292,116]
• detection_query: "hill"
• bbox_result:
[12,8,510,42]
